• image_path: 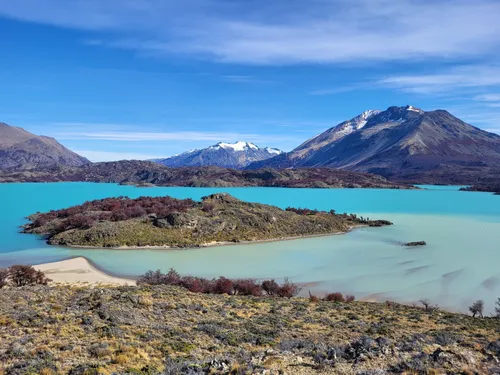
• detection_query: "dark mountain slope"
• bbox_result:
[248,106,500,182]
[0,160,411,188]
[0,122,89,170]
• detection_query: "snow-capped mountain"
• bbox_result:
[247,105,500,180]
[153,141,283,169]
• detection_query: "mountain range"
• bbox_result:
[153,141,282,169]
[0,122,89,170]
[2,105,500,185]
[247,105,500,181]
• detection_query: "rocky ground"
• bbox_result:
[23,193,391,248]
[0,285,499,374]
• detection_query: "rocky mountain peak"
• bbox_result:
[154,141,283,169]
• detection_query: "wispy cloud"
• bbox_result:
[309,83,368,96]
[474,94,500,102]
[74,150,163,162]
[56,129,303,144]
[473,93,500,107]
[2,0,500,65]
[378,65,500,94]
[223,75,274,84]
[376,64,500,129]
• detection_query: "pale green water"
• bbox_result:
[1,183,499,313]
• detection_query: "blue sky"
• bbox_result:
[1,0,500,161]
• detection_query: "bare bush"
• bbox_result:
[419,299,439,313]
[469,300,484,318]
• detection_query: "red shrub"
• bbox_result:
[233,279,262,296]
[32,216,49,227]
[345,294,356,303]
[67,215,95,229]
[137,270,164,285]
[285,207,320,216]
[98,212,112,221]
[213,277,234,295]
[262,279,280,296]
[125,206,147,218]
[308,291,319,303]
[277,278,301,298]
[202,203,215,212]
[137,269,305,300]
[8,265,51,287]
[325,292,345,303]
[180,276,213,293]
[110,209,128,221]
[163,268,181,285]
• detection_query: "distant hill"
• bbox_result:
[0,122,89,170]
[247,106,500,182]
[0,160,411,189]
[153,141,282,169]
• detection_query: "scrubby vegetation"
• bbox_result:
[0,264,50,288]
[29,196,196,234]
[1,283,500,374]
[23,193,392,248]
[138,268,302,299]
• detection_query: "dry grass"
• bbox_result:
[0,285,499,374]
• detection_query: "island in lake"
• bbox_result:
[23,193,392,248]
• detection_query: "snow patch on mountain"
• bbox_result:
[406,105,424,113]
[329,109,382,141]
[154,141,283,169]
[265,147,283,155]
[211,141,259,151]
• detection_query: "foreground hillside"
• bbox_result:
[0,122,89,170]
[23,193,391,248]
[0,160,410,189]
[0,284,499,374]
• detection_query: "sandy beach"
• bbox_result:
[34,257,136,286]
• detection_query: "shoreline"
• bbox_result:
[47,224,373,251]
[0,180,416,190]
[34,257,136,286]
[31,257,462,314]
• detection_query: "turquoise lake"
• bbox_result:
[1,182,499,313]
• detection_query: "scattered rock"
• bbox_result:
[405,241,427,247]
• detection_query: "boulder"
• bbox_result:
[405,241,427,247]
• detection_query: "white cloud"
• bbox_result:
[56,129,303,143]
[74,150,163,162]
[474,94,500,102]
[223,75,274,84]
[378,65,500,94]
[2,0,500,65]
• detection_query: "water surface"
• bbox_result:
[1,183,498,313]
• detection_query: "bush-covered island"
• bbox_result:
[23,193,392,248]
